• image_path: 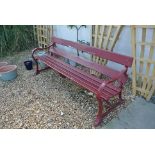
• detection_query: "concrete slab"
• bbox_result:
[105,97,155,129]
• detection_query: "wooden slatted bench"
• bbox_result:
[32,37,133,127]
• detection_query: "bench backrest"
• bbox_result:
[52,37,133,67]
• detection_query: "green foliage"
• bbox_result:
[0,25,36,58]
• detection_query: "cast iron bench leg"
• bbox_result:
[94,96,104,127]
[119,92,125,108]
[35,59,40,75]
[94,91,125,127]
[59,73,66,78]
[34,59,50,75]
[119,92,124,103]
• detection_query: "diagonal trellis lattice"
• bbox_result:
[91,25,123,77]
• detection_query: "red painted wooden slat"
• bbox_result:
[39,56,111,100]
[41,58,114,99]
[45,55,121,94]
[107,83,121,93]
[37,55,121,98]
[44,56,100,88]
[44,54,114,91]
[36,55,121,95]
[103,85,118,95]
[52,37,133,67]
[45,57,101,90]
[49,47,121,79]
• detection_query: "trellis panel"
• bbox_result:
[131,25,155,101]
[33,25,53,48]
[91,25,123,77]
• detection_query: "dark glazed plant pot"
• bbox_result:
[24,60,33,70]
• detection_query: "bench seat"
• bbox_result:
[37,54,121,100]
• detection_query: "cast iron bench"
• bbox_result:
[32,37,133,127]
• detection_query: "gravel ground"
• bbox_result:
[0,51,135,129]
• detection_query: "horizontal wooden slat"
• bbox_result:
[52,37,133,67]
[37,55,121,99]
[44,56,101,88]
[136,73,155,80]
[49,47,121,79]
[39,56,111,99]
[136,42,155,46]
[136,58,155,64]
[92,34,113,41]
[132,25,155,28]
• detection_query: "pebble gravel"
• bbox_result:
[0,51,135,129]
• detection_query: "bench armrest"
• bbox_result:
[107,67,128,85]
[97,67,128,98]
[32,43,55,59]
[31,43,55,67]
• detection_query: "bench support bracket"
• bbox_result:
[94,92,124,127]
